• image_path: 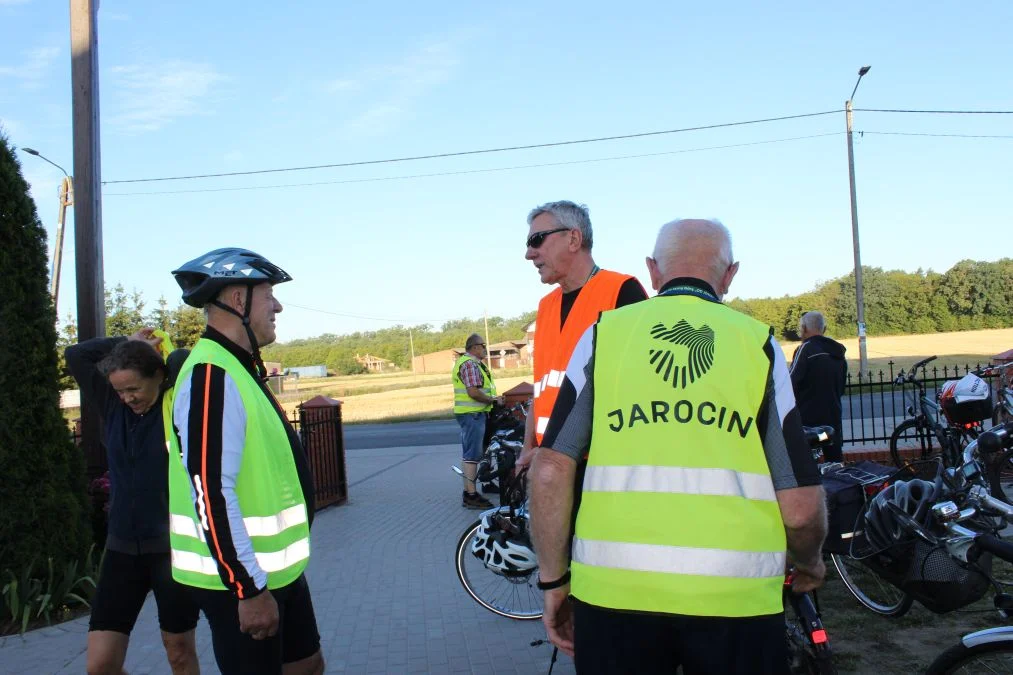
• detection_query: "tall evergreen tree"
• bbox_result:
[0,134,90,572]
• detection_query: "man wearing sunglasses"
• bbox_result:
[518,201,647,472]
[453,333,506,509]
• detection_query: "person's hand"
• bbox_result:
[129,327,163,353]
[791,557,826,594]
[542,586,574,658]
[495,396,506,407]
[238,590,279,640]
[516,445,538,471]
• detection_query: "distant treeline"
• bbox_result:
[261,314,537,375]
[88,259,1011,378]
[728,259,1013,341]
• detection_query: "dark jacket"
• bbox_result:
[790,335,848,458]
[66,337,173,554]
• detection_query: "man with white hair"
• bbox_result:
[790,311,848,462]
[518,200,647,472]
[530,219,826,673]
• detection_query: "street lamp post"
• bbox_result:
[846,65,871,380]
[22,148,75,311]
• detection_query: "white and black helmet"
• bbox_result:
[471,512,538,577]
[864,478,940,551]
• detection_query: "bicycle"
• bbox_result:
[974,362,1013,502]
[824,460,916,618]
[874,421,1013,674]
[889,356,983,471]
[453,425,840,674]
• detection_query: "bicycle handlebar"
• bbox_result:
[973,533,1013,565]
[910,355,938,373]
[978,422,1013,455]
[802,425,835,448]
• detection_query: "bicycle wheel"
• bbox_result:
[455,520,543,620]
[926,638,1013,674]
[889,418,937,469]
[830,553,913,617]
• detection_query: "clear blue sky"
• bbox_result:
[2,0,1011,343]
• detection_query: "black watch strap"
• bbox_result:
[536,570,571,590]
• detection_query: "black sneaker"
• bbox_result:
[480,481,499,494]
[463,491,493,509]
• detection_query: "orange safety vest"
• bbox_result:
[533,269,635,445]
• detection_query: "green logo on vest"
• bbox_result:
[648,321,715,388]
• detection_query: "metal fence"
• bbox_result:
[842,361,995,446]
[72,409,348,512]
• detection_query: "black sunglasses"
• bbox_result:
[526,227,571,249]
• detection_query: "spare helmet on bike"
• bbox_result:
[471,512,538,577]
[172,248,292,377]
[863,478,939,551]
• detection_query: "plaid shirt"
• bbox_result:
[458,357,488,389]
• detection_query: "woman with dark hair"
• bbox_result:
[66,328,200,675]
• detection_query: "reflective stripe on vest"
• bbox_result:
[166,338,311,592]
[583,465,777,502]
[572,295,784,618]
[172,538,310,576]
[452,353,496,414]
[170,504,308,540]
[572,539,785,579]
[532,270,632,445]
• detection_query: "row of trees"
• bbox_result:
[729,260,1013,341]
[53,262,1013,381]
[260,314,537,375]
[54,286,204,388]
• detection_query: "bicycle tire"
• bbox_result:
[454,520,543,620]
[889,418,937,469]
[926,637,1013,674]
[830,553,913,617]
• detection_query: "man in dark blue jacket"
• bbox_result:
[790,311,848,462]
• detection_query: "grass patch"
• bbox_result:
[818,557,1013,674]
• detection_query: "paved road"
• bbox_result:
[345,420,458,449]
[0,442,574,674]
[343,393,910,451]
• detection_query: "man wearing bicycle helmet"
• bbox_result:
[530,220,827,673]
[166,248,324,675]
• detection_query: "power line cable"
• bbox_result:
[101,110,842,184]
[861,131,1013,139]
[105,131,843,196]
[854,108,1013,114]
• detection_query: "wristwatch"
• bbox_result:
[536,570,571,590]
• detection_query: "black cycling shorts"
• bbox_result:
[573,598,788,674]
[192,573,321,675]
[89,550,200,635]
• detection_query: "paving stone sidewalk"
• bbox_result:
[0,444,573,674]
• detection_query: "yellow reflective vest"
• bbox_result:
[452,353,497,414]
[572,290,786,618]
[165,338,310,592]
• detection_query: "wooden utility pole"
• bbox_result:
[408,328,416,377]
[70,0,106,475]
[483,311,492,369]
[70,0,104,340]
